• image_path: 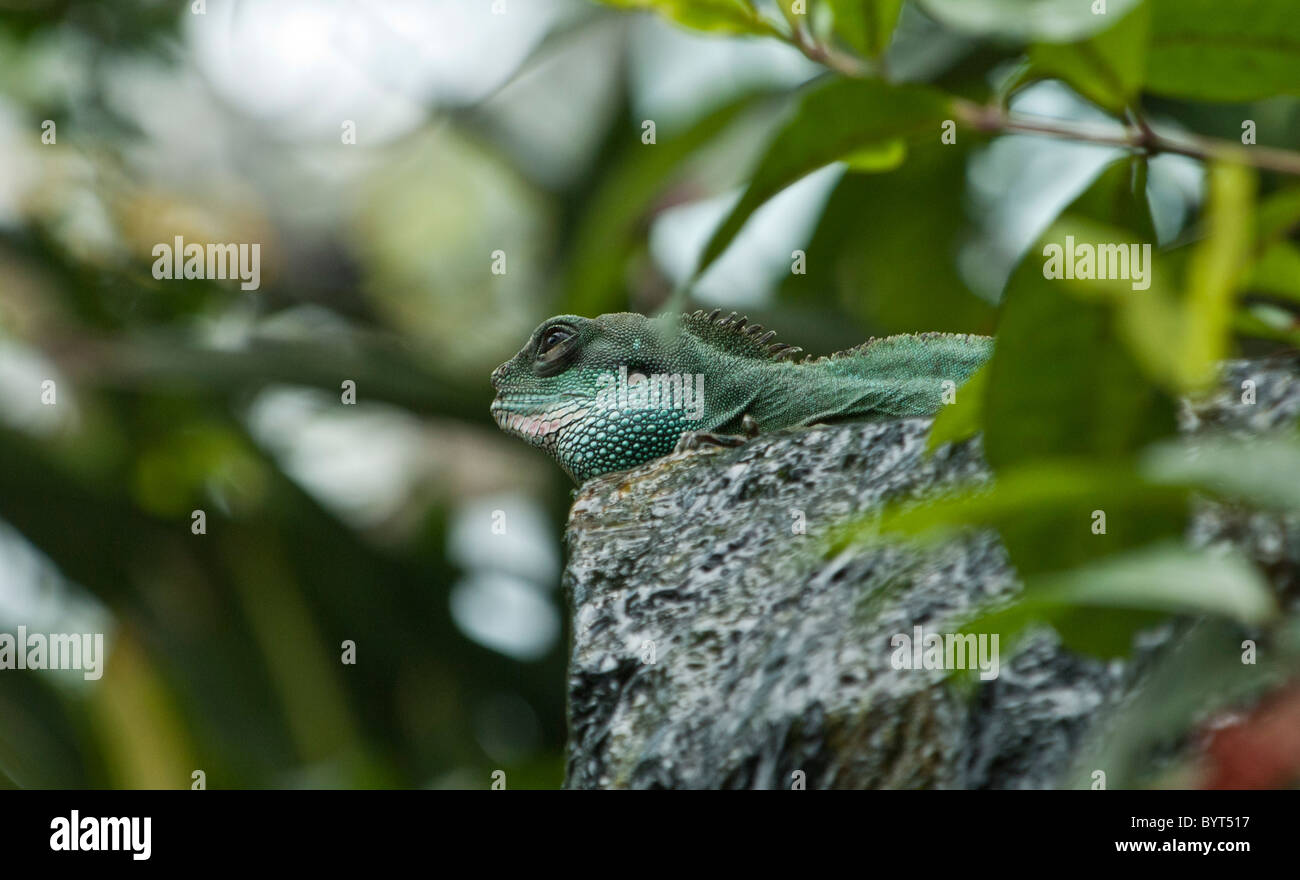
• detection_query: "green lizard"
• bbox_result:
[490,309,992,483]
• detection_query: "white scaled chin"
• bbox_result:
[491,397,589,446]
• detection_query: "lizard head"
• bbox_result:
[490,313,697,483]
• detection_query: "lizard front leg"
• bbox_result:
[673,414,760,453]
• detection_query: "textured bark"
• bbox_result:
[562,359,1300,789]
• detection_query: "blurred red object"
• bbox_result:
[1200,683,1300,789]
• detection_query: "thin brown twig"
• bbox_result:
[954,100,1300,177]
[770,20,1300,177]
[785,22,869,79]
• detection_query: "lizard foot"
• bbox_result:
[673,418,759,453]
[674,431,748,453]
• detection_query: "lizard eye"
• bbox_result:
[532,323,580,376]
[537,326,574,358]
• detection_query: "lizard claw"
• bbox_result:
[674,431,749,453]
[673,415,760,453]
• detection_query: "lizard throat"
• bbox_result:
[490,397,590,446]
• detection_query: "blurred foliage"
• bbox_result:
[0,0,1298,789]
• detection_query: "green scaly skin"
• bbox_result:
[490,310,992,484]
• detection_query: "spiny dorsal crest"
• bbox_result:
[678,311,988,365]
[798,331,992,365]
[678,309,803,361]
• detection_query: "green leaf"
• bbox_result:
[1180,162,1256,387]
[1242,187,1300,305]
[1028,1,1149,112]
[965,544,1278,658]
[984,160,1177,470]
[1235,303,1300,346]
[1037,165,1256,395]
[1246,241,1300,304]
[1147,0,1300,101]
[827,0,905,58]
[916,0,1142,42]
[986,269,1158,457]
[1030,544,1276,625]
[843,461,1167,539]
[697,78,953,274]
[597,0,782,36]
[1063,151,1157,241]
[1256,186,1300,245]
[780,140,995,334]
[841,138,907,171]
[926,362,988,451]
[1043,216,1193,392]
[1143,434,1300,510]
[963,603,1167,659]
[561,90,776,315]
[829,459,1189,577]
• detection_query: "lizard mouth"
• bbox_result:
[490,396,589,445]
